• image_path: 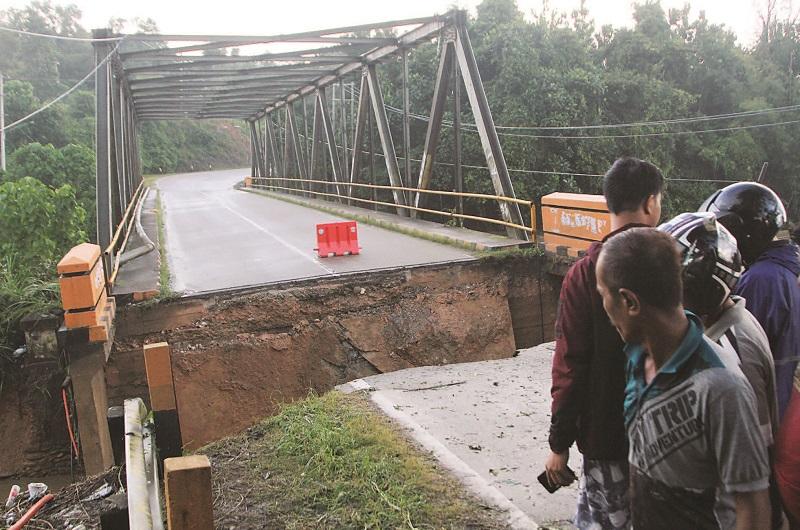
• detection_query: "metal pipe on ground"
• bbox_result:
[119,187,155,266]
[124,398,164,530]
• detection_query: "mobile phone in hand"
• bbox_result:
[537,467,576,493]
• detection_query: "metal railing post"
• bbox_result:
[402,49,412,196]
[453,16,528,240]
[366,64,409,216]
[93,28,113,252]
[415,36,454,213]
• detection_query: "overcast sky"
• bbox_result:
[0,0,783,47]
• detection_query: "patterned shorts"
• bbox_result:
[574,458,631,530]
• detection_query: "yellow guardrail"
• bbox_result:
[104,181,146,286]
[251,177,536,235]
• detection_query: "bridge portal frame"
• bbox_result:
[94,10,529,249]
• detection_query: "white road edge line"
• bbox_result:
[208,192,336,274]
[344,379,538,530]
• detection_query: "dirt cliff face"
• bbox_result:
[110,256,560,450]
[0,362,70,479]
[1,253,562,477]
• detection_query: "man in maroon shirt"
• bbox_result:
[544,157,664,529]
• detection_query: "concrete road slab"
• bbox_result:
[155,168,476,294]
[338,342,580,529]
[113,189,160,298]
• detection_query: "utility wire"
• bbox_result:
[2,40,123,132]
[390,103,800,139]
[0,26,123,42]
[281,117,600,178]
[491,105,800,130]
[279,118,713,181]
[345,84,800,139]
[476,119,800,140]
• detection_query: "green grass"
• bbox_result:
[200,392,502,529]
[142,173,165,187]
[475,245,544,260]
[0,258,60,356]
[153,189,174,300]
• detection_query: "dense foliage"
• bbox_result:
[0,1,248,352]
[2,0,800,352]
[374,0,800,222]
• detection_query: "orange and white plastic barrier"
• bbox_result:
[315,221,361,258]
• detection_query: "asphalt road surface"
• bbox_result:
[157,168,474,294]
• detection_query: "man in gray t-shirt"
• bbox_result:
[596,228,770,530]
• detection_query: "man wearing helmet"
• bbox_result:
[659,212,782,528]
[698,182,800,422]
[545,157,664,529]
[658,212,778,444]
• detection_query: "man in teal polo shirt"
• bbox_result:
[595,227,770,530]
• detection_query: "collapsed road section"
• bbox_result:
[110,253,562,450]
[1,252,565,479]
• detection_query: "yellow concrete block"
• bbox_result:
[144,342,177,411]
[59,258,106,311]
[64,290,108,328]
[543,233,592,257]
[541,206,611,242]
[541,192,608,211]
[164,455,214,530]
[57,243,102,275]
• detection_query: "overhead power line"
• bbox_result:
[487,118,800,139]
[272,117,736,183]
[344,84,800,139]
[2,40,123,132]
[0,26,123,42]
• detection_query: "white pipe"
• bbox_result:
[125,398,154,530]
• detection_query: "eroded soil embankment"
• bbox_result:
[0,253,562,477]
[110,255,561,450]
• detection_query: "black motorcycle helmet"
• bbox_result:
[658,212,743,316]
[698,182,787,265]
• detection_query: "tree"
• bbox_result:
[0,177,86,273]
[3,80,70,151]
[4,142,63,186]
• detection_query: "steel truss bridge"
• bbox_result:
[94,10,531,281]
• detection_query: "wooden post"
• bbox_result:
[143,342,183,467]
[71,345,115,474]
[164,455,214,530]
[58,243,116,475]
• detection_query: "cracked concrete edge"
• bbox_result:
[337,379,539,530]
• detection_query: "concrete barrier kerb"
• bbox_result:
[540,192,611,257]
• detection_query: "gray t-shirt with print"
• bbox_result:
[627,338,769,529]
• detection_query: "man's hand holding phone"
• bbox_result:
[542,450,577,492]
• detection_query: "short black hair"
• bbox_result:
[603,157,664,214]
[599,228,682,310]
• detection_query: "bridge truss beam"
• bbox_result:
[95,10,530,255]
